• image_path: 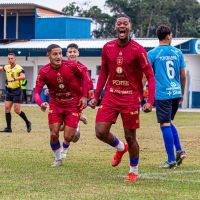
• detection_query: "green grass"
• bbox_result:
[0,105,200,200]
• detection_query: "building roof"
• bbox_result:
[0,38,192,49]
[0,0,64,15]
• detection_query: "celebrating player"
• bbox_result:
[34,44,88,167]
[0,53,31,133]
[89,14,155,182]
[148,25,186,169]
[59,43,94,158]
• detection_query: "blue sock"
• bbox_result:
[111,137,119,147]
[161,126,175,163]
[130,157,139,166]
[171,123,182,152]
[63,142,70,149]
[50,140,60,151]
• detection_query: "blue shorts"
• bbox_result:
[155,98,181,123]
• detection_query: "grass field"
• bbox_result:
[0,105,200,200]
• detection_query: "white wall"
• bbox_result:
[183,54,200,108]
[1,54,199,108]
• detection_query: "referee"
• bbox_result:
[0,53,31,133]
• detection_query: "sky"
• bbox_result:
[1,0,200,13]
[0,0,107,12]
[50,0,108,10]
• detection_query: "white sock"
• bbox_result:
[54,148,61,161]
[116,141,125,151]
[130,165,138,175]
[76,123,80,133]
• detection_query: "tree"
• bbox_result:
[80,6,115,38]
[62,0,200,38]
[62,2,81,16]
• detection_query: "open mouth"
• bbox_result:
[119,30,126,37]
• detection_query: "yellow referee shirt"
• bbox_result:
[4,64,24,89]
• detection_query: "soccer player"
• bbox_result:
[59,43,94,159]
[0,53,31,133]
[148,25,186,169]
[34,44,88,167]
[89,14,155,182]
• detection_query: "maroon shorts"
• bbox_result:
[96,104,140,129]
[48,103,80,128]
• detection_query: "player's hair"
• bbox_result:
[67,43,79,50]
[46,44,61,53]
[156,25,172,41]
[116,14,131,23]
[8,52,16,57]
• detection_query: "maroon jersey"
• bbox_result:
[34,60,88,107]
[95,39,155,108]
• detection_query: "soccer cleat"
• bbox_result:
[61,149,68,159]
[124,172,139,182]
[112,143,128,167]
[0,127,12,133]
[26,122,32,133]
[176,151,186,166]
[80,114,88,124]
[160,161,177,169]
[51,159,62,167]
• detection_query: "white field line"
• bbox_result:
[118,170,200,183]
[141,125,200,129]
[141,169,200,176]
[140,176,200,183]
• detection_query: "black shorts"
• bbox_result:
[6,87,22,103]
[155,98,181,123]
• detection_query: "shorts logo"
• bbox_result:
[72,112,79,117]
[130,111,138,115]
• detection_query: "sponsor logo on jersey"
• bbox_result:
[113,80,129,86]
[117,57,123,66]
[170,82,176,87]
[116,67,123,74]
[59,84,65,89]
[57,72,63,83]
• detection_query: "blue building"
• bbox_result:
[0,2,91,40]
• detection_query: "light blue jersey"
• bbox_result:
[148,45,186,100]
